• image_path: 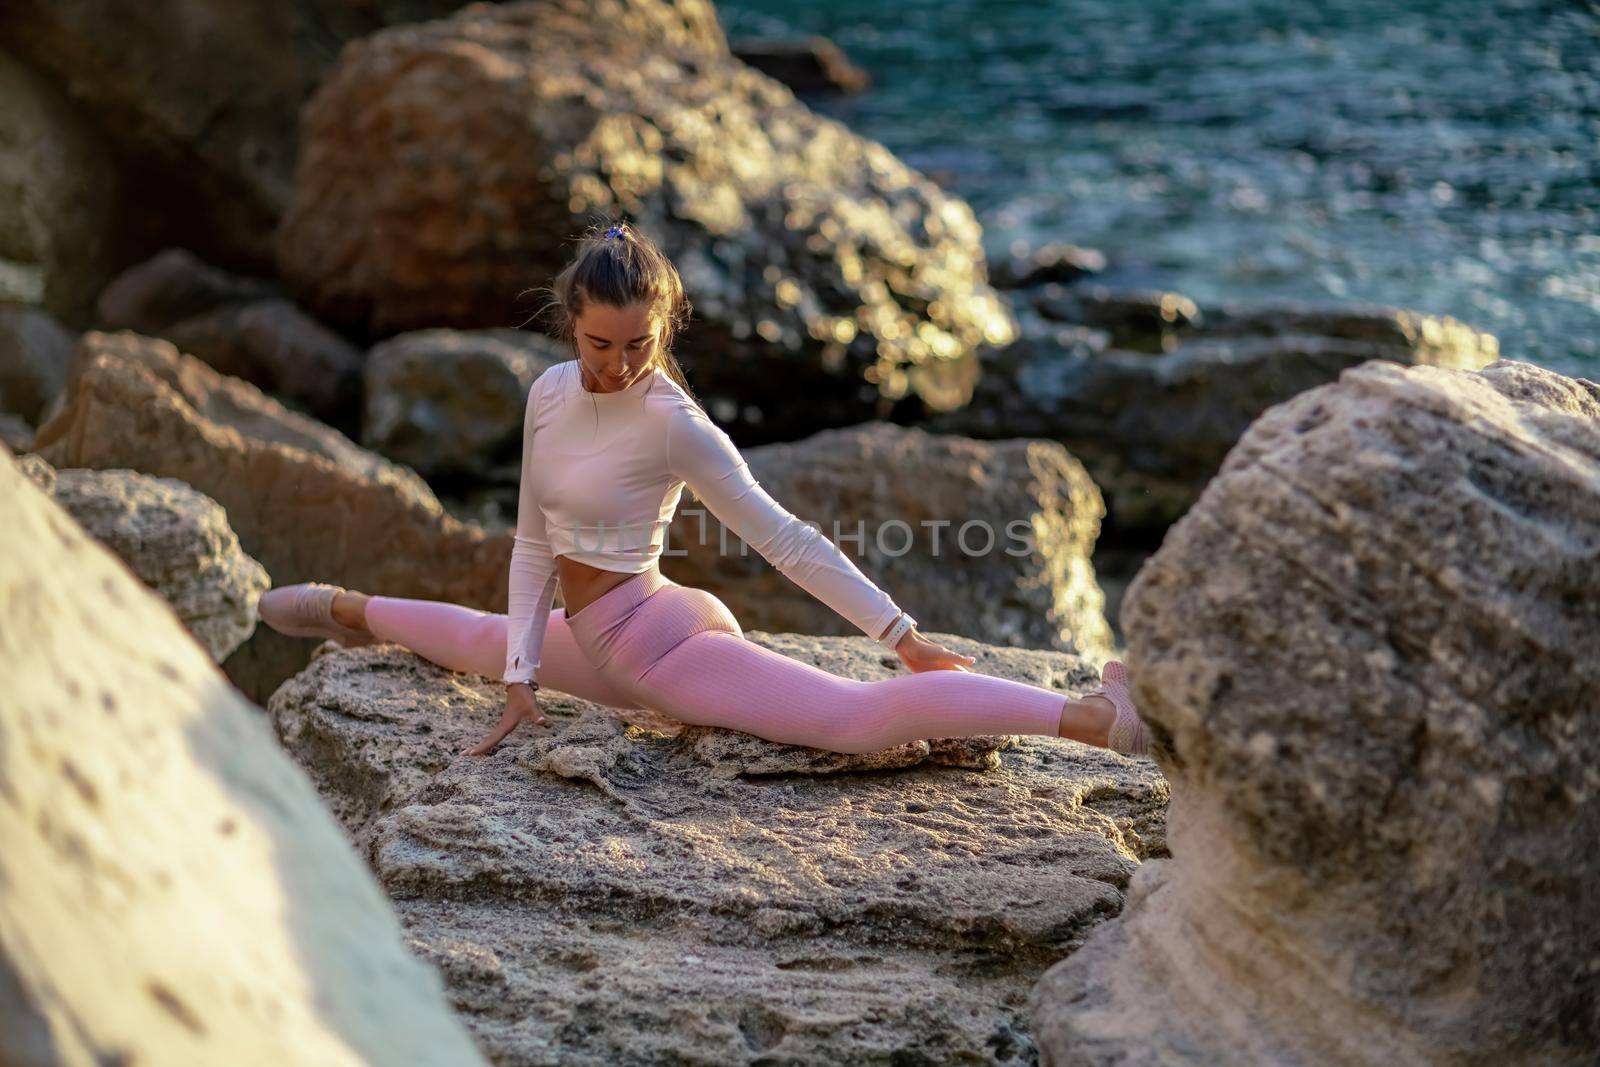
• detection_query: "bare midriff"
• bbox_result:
[555,553,656,622]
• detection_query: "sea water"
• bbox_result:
[720,0,1600,379]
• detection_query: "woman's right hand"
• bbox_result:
[463,683,547,757]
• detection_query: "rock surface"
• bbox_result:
[46,463,270,661]
[935,300,1501,529]
[0,448,485,1066]
[163,297,365,430]
[666,422,1116,661]
[33,330,510,700]
[0,0,531,271]
[1032,358,1600,1065]
[270,636,1169,1064]
[0,303,75,424]
[363,328,565,481]
[276,0,1013,441]
[0,49,118,321]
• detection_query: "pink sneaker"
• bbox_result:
[1083,660,1151,757]
[258,582,374,647]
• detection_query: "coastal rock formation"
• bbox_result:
[935,300,1501,529]
[269,637,1169,1064]
[33,330,510,699]
[0,449,485,1066]
[364,328,565,481]
[43,462,271,662]
[0,49,117,321]
[1031,358,1600,1065]
[276,0,1013,440]
[667,422,1115,662]
[0,0,544,271]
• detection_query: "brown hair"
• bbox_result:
[523,217,700,406]
[522,217,710,500]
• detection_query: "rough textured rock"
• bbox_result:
[364,328,565,481]
[33,330,510,700]
[0,299,76,424]
[0,0,537,272]
[43,464,271,661]
[666,422,1115,662]
[1032,358,1600,1066]
[0,448,486,1066]
[276,0,1013,440]
[270,636,1169,1065]
[934,300,1501,529]
[165,297,365,429]
[0,49,118,321]
[96,246,278,335]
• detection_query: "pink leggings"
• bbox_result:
[365,566,1067,754]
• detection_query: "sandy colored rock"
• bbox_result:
[33,330,510,699]
[276,0,1012,441]
[0,448,485,1066]
[48,465,270,661]
[1031,358,1600,1065]
[667,422,1115,661]
[270,634,1168,1064]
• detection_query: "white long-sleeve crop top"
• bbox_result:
[503,359,905,684]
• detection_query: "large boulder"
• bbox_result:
[666,422,1116,661]
[363,328,565,481]
[33,330,511,700]
[0,448,486,1065]
[275,0,1013,440]
[1031,359,1600,1065]
[269,637,1169,1063]
[0,49,118,321]
[0,0,544,272]
[96,250,360,428]
[44,463,271,661]
[935,300,1500,530]
[164,297,365,430]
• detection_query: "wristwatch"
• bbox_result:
[878,612,916,651]
[510,679,541,692]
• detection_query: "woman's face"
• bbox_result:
[573,300,660,392]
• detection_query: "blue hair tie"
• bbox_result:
[604,224,626,239]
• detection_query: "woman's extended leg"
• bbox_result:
[354,594,644,709]
[624,629,1075,754]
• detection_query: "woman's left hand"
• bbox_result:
[895,629,977,673]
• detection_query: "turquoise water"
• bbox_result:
[719,0,1600,379]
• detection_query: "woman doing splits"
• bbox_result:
[259,222,1152,760]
